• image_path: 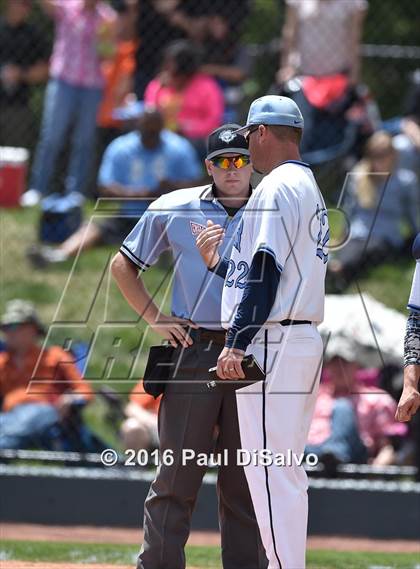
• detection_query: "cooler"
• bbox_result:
[0,147,29,207]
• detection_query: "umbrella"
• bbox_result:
[319,294,406,366]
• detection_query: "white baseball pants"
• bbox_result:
[236,324,323,569]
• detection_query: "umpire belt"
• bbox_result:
[190,327,226,346]
[190,322,311,346]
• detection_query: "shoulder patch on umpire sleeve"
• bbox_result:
[412,233,420,260]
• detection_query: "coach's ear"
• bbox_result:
[259,124,270,141]
[205,159,213,177]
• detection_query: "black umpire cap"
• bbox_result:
[206,124,250,161]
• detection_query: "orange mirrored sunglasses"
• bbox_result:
[211,155,251,169]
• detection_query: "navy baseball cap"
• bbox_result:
[206,124,249,160]
[235,95,304,134]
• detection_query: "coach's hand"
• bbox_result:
[217,346,246,380]
[196,220,225,269]
[151,313,197,348]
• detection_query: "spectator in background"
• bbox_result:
[144,40,224,158]
[199,7,250,123]
[134,0,206,99]
[198,0,250,75]
[201,14,248,85]
[97,37,136,144]
[306,337,407,468]
[328,131,419,291]
[21,0,117,207]
[0,300,94,450]
[27,108,202,267]
[277,0,367,87]
[97,0,137,143]
[121,381,160,452]
[94,0,139,193]
[134,0,248,113]
[391,70,420,178]
[277,0,368,156]
[0,0,49,149]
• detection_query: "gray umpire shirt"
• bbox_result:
[120,184,246,330]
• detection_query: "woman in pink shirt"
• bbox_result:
[23,0,116,206]
[144,40,224,157]
[306,350,407,467]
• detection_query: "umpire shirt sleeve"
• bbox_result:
[120,197,171,271]
[225,251,281,351]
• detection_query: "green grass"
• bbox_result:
[1,540,419,568]
[0,205,173,376]
[1,204,413,328]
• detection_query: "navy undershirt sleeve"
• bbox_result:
[225,251,281,351]
[208,256,229,279]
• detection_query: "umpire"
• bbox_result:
[111,124,267,569]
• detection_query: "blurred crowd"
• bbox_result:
[1,0,420,474]
[1,298,418,476]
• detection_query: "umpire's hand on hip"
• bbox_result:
[196,220,225,269]
[217,347,246,380]
[150,313,198,348]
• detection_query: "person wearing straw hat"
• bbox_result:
[0,299,93,449]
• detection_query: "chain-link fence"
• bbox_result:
[1,1,420,151]
[1,0,419,193]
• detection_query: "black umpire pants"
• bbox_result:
[137,332,267,569]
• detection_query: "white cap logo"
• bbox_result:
[219,129,235,143]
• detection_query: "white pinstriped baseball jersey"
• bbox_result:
[221,161,329,328]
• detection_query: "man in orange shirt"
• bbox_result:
[0,299,94,449]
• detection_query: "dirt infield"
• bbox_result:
[0,524,219,546]
[1,561,135,569]
[1,523,419,553]
[2,524,419,569]
[0,554,415,569]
